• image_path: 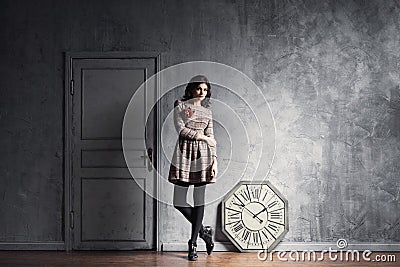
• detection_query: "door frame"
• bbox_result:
[64,51,161,251]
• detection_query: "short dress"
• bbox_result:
[168,99,217,185]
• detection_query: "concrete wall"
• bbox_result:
[0,0,399,249]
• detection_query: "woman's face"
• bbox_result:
[192,83,208,100]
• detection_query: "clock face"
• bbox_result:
[222,181,288,252]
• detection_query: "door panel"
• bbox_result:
[70,56,157,250]
[81,178,145,241]
[81,68,145,139]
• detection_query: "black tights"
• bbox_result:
[173,183,206,243]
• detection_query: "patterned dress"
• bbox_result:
[168,99,217,185]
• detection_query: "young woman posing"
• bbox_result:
[168,75,217,261]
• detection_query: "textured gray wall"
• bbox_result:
[0,0,399,247]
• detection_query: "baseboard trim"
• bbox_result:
[0,242,65,250]
[162,241,238,252]
[162,241,400,252]
[1,241,398,251]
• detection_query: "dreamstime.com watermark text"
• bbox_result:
[257,239,396,263]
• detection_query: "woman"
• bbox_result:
[168,75,218,261]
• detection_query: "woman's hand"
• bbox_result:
[205,136,217,147]
[196,133,216,147]
[210,159,218,182]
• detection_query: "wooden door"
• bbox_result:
[67,53,158,250]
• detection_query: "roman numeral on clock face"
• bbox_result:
[228,210,241,220]
[268,200,278,209]
[233,194,245,207]
[270,211,282,219]
[268,208,284,224]
[268,223,278,232]
[252,231,260,244]
[251,187,261,200]
[261,228,275,242]
[240,188,251,202]
[232,221,244,233]
[261,187,274,201]
[241,228,250,241]
[266,222,282,236]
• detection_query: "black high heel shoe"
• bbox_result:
[200,226,214,255]
[188,240,198,261]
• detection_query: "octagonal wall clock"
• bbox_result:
[222,181,289,252]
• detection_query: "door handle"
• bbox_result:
[140,148,153,171]
[147,148,153,171]
[140,148,153,160]
[147,148,153,163]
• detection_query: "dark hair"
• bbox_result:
[181,75,211,107]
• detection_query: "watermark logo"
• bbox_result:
[336,238,348,249]
[257,239,396,263]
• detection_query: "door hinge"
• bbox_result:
[70,80,74,95]
[70,211,74,229]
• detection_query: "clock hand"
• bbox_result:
[253,207,267,218]
[233,193,246,207]
[250,207,265,223]
[243,206,263,223]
